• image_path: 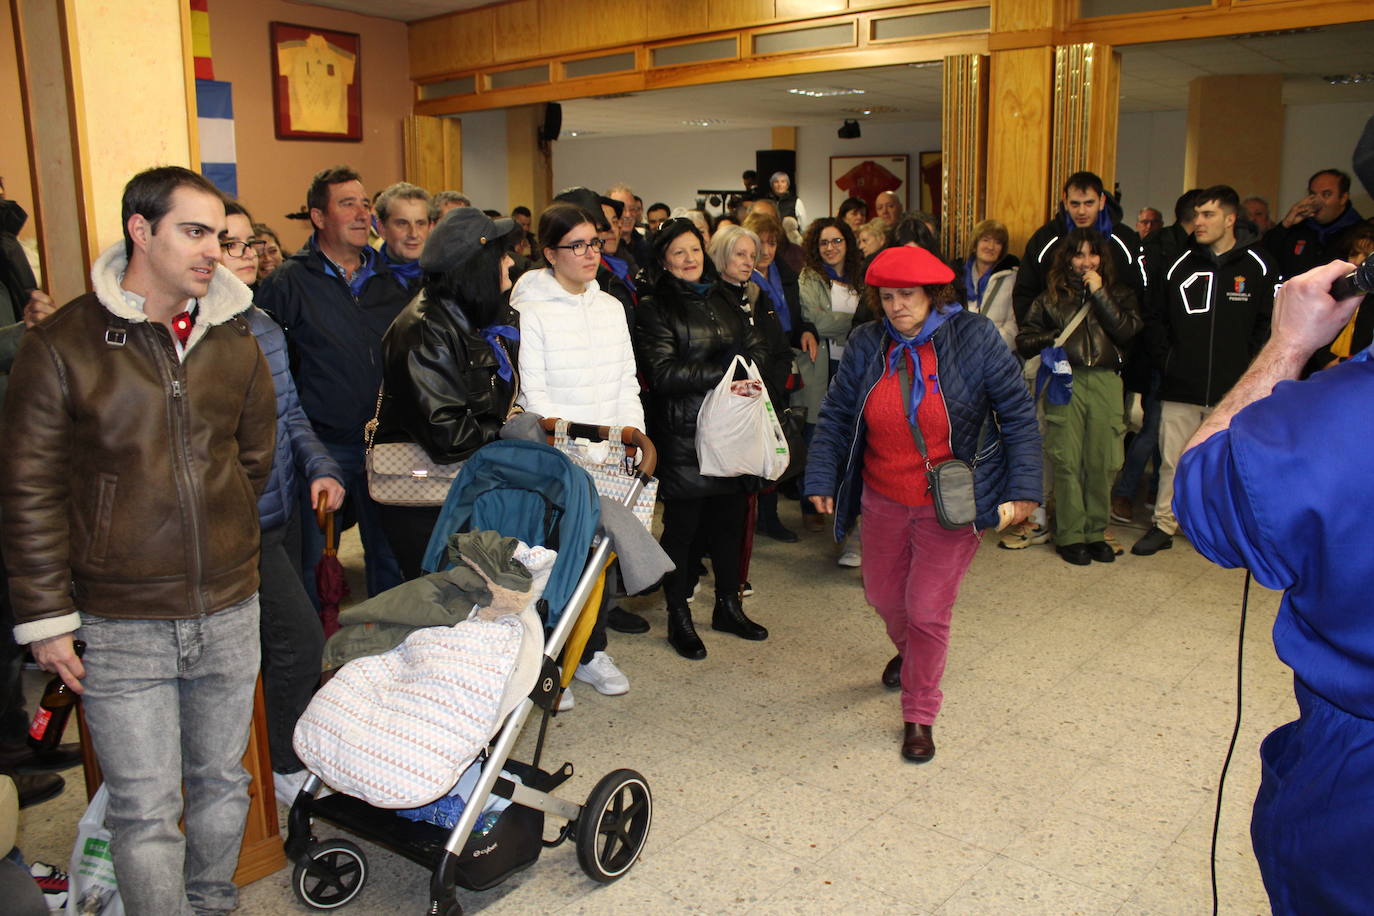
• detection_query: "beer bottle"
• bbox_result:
[27,640,86,751]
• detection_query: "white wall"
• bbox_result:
[795,119,942,221]
[1114,101,1374,224]
[552,127,772,212]
[457,109,509,212]
[1280,101,1374,218]
[1116,110,1188,219]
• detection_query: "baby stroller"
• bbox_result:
[284,424,658,916]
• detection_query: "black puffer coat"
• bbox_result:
[375,291,520,464]
[635,272,769,499]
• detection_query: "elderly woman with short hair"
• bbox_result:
[961,219,1020,353]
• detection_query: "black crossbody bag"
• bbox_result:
[897,356,985,530]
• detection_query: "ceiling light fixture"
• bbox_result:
[1322,72,1374,85]
[788,87,865,98]
[681,119,727,127]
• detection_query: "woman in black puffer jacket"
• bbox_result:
[635,218,770,660]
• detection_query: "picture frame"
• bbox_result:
[829,154,908,218]
[270,22,362,141]
[919,150,943,223]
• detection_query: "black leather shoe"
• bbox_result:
[667,604,706,660]
[711,594,768,641]
[901,723,935,763]
[882,654,902,689]
[1085,541,1116,563]
[1131,526,1174,556]
[607,606,650,634]
[11,771,65,808]
[1057,543,1092,566]
[756,519,799,543]
[0,741,82,773]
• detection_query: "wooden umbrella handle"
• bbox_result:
[314,491,337,556]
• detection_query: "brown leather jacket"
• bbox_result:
[0,244,275,644]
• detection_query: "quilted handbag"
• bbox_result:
[364,385,464,507]
[551,420,658,531]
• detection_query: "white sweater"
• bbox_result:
[509,268,644,430]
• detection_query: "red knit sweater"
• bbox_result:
[862,342,953,506]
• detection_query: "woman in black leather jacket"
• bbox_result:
[635,218,770,660]
[374,207,521,580]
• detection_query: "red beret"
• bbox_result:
[865,245,955,288]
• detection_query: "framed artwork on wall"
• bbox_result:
[270,22,361,141]
[829,154,908,217]
[919,150,943,223]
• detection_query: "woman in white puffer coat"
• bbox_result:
[510,200,644,706]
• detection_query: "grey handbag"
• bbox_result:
[897,355,984,530]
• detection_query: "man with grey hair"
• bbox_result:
[1243,196,1273,234]
[375,182,432,293]
[430,191,471,220]
[606,183,651,266]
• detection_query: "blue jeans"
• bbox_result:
[77,595,261,916]
[1112,373,1162,501]
[299,441,402,605]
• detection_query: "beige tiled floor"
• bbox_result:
[17,501,1285,914]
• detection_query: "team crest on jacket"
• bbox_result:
[1233,276,1246,294]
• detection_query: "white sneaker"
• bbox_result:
[558,685,575,711]
[685,581,701,604]
[273,769,311,805]
[837,548,861,567]
[574,651,630,695]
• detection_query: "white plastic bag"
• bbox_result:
[696,356,770,478]
[67,785,125,916]
[758,395,791,481]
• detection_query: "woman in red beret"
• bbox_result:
[804,245,1042,763]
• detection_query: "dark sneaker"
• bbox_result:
[1056,543,1092,566]
[1110,495,1134,524]
[1131,526,1174,556]
[607,606,650,634]
[1085,541,1116,563]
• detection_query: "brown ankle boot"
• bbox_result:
[901,722,935,763]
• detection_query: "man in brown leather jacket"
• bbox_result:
[0,166,275,916]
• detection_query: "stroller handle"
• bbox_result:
[539,419,657,478]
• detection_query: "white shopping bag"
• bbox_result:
[67,785,125,916]
[758,395,791,481]
[696,355,772,478]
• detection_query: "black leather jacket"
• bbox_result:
[635,272,769,500]
[1016,280,1141,371]
[375,290,520,464]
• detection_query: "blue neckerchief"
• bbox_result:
[312,234,376,298]
[963,256,994,309]
[687,280,712,296]
[884,308,962,424]
[602,253,636,294]
[752,264,791,333]
[379,244,423,290]
[481,324,520,381]
[823,263,843,282]
[1303,205,1363,244]
[1063,207,1114,237]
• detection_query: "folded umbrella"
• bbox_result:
[315,492,350,638]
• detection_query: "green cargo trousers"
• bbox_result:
[1043,367,1125,547]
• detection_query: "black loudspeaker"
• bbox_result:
[539,102,562,143]
[755,150,796,189]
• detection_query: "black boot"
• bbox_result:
[711,594,768,641]
[667,603,706,660]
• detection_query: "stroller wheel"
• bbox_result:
[576,768,652,883]
[293,838,368,909]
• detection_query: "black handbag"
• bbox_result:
[897,357,983,530]
[775,405,808,484]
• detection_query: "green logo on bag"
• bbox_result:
[84,837,113,860]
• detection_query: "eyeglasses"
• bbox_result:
[220,239,259,258]
[554,238,605,257]
[818,238,846,248]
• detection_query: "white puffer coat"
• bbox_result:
[510,267,644,430]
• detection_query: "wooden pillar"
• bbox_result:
[987,46,1054,254]
[941,53,989,264]
[1050,42,1121,212]
[506,104,552,215]
[1184,74,1283,204]
[11,0,197,302]
[405,114,463,194]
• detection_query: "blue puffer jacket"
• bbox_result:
[245,307,343,530]
[803,310,1042,540]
